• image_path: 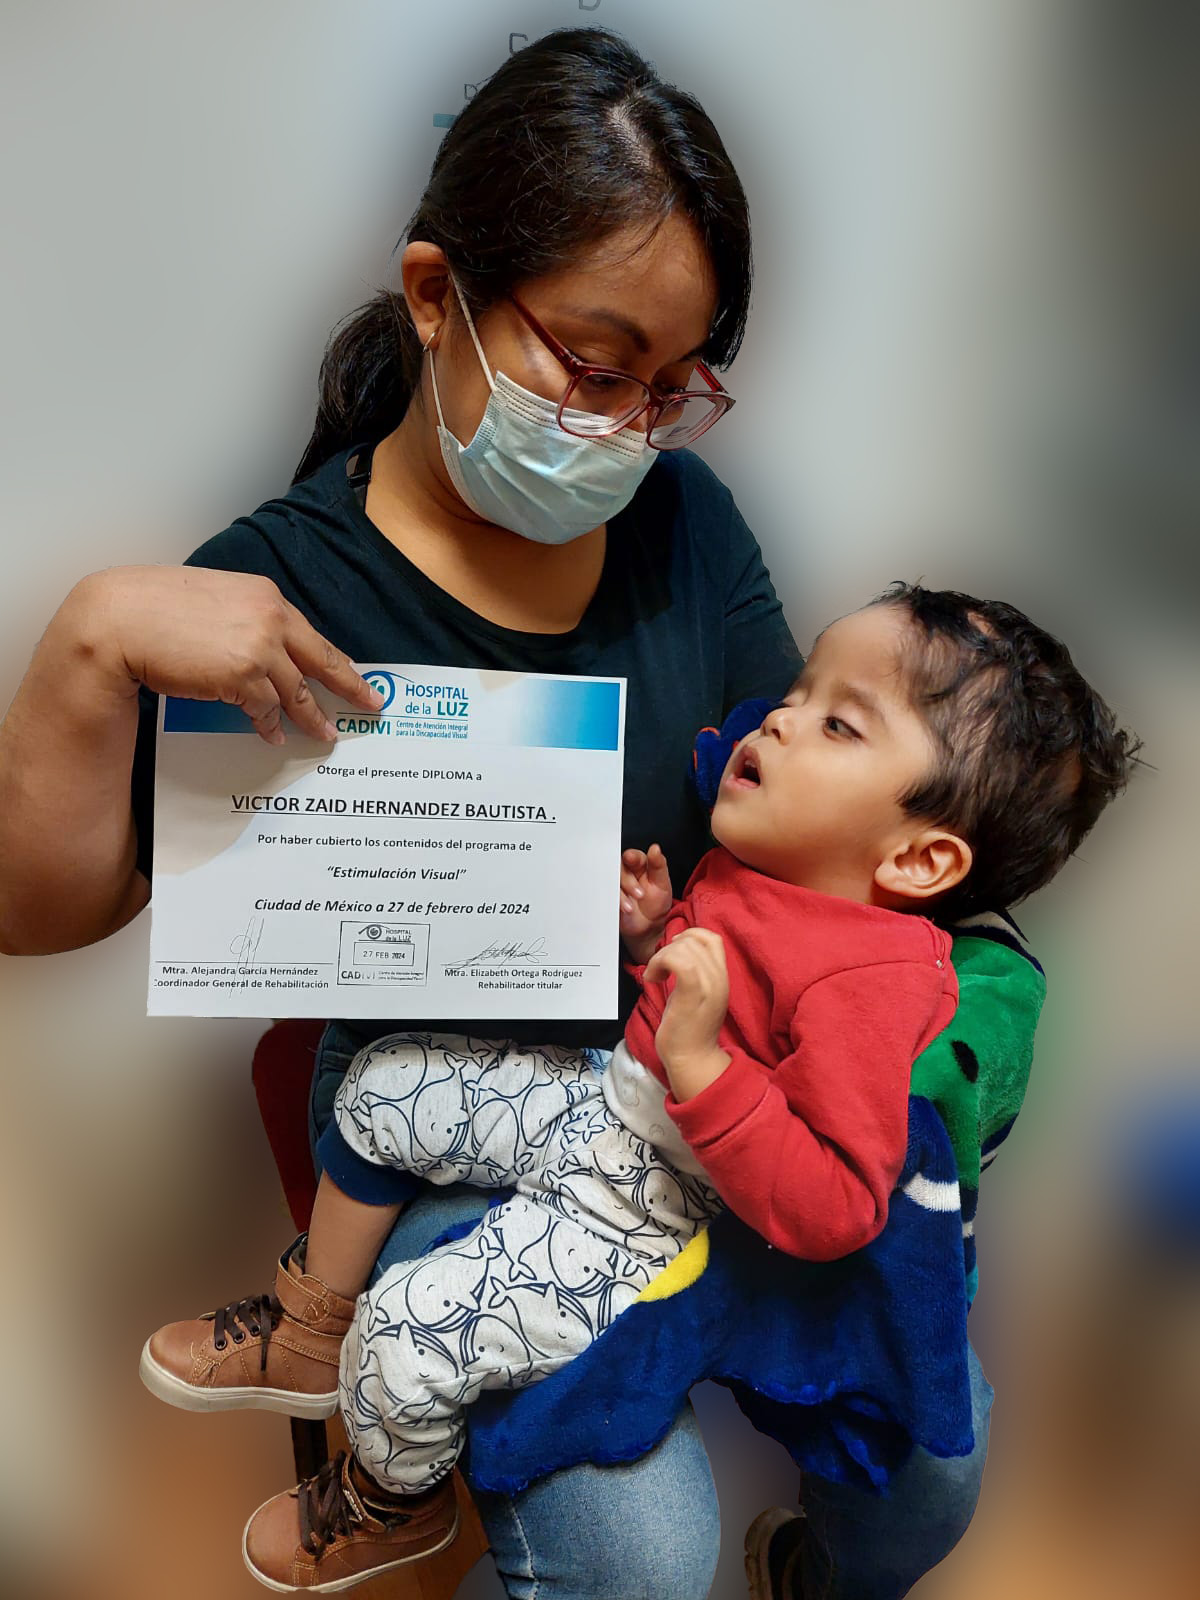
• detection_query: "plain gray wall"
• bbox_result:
[1,5,1189,1598]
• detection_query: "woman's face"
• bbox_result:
[404,213,720,455]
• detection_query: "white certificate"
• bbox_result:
[148,666,625,1019]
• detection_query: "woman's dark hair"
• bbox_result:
[875,584,1142,916]
[294,28,752,482]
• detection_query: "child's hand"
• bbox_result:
[619,843,673,965]
[644,926,732,1099]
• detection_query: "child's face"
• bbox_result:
[711,605,938,900]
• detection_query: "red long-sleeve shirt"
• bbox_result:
[624,848,958,1260]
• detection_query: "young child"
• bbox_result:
[141,585,1137,1591]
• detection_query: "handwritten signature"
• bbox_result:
[230,914,265,971]
[446,936,549,975]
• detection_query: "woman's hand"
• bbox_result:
[83,565,384,740]
[619,843,673,965]
[643,926,732,1100]
[0,566,384,954]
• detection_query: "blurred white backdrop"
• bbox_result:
[2,3,1194,1598]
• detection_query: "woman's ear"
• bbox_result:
[875,828,973,904]
[400,241,452,348]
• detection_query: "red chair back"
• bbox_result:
[251,1020,325,1232]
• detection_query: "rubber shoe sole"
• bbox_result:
[241,1506,461,1593]
[138,1338,339,1419]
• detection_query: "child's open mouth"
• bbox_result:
[728,743,763,789]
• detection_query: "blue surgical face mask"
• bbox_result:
[428,278,656,545]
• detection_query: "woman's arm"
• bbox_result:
[1,575,148,953]
[0,565,381,955]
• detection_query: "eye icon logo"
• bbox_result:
[363,671,398,711]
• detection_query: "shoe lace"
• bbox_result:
[296,1453,410,1556]
[200,1291,282,1373]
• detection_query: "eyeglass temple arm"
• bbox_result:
[507,295,589,377]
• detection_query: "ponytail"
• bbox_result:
[293,291,422,483]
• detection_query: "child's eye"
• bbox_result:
[824,716,859,739]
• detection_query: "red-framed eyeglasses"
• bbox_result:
[508,293,735,451]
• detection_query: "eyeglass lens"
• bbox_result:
[560,376,724,450]
[647,393,726,449]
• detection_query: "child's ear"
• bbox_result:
[875,828,972,904]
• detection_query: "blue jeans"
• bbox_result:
[311,1024,992,1600]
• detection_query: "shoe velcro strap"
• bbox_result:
[275,1265,354,1327]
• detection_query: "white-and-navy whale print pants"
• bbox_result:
[332,1033,721,1492]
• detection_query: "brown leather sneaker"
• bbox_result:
[139,1236,354,1418]
[242,1452,460,1592]
[744,1506,815,1600]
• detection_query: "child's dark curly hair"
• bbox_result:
[875,584,1141,915]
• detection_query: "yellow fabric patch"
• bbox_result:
[635,1230,710,1301]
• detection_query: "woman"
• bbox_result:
[0,29,992,1599]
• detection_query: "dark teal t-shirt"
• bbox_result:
[131,444,801,1049]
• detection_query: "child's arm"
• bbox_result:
[661,951,956,1261]
[618,844,674,967]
